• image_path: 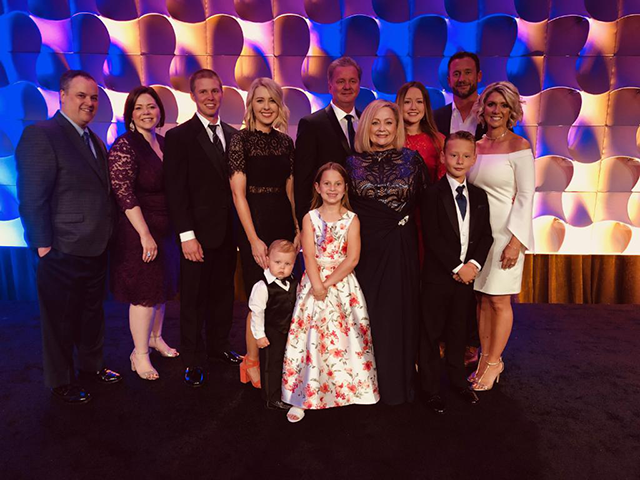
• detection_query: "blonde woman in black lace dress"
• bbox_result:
[229,78,300,390]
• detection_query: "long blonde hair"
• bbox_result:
[243,77,290,133]
[354,100,405,153]
[310,162,352,211]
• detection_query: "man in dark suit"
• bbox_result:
[433,52,486,141]
[419,131,493,414]
[15,70,121,404]
[164,69,240,387]
[293,56,361,224]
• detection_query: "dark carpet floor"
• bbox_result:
[0,301,639,480]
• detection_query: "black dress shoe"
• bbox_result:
[212,350,242,365]
[184,367,204,387]
[266,400,291,410]
[79,368,123,384]
[457,387,479,405]
[425,394,446,414]
[51,385,92,405]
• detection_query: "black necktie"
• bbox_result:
[345,114,356,150]
[82,131,96,158]
[208,123,224,154]
[456,185,467,220]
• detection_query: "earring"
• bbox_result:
[129,122,135,132]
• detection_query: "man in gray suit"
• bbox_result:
[16,70,121,404]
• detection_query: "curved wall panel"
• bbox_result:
[0,2,637,253]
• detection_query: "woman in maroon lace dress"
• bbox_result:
[108,86,179,381]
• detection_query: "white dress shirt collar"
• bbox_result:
[59,110,89,136]
[446,173,468,196]
[264,269,290,291]
[450,101,478,136]
[195,110,226,150]
[330,101,357,122]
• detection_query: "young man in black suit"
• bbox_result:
[164,69,240,387]
[15,70,121,404]
[419,131,493,414]
[293,56,361,225]
[433,52,486,141]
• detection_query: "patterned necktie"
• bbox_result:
[208,123,224,154]
[82,131,96,158]
[344,114,356,150]
[456,185,467,220]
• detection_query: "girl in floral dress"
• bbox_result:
[282,163,379,423]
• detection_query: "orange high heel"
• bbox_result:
[239,356,261,388]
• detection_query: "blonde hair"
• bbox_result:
[310,162,352,211]
[354,100,405,153]
[473,81,524,129]
[243,78,289,133]
[268,239,296,256]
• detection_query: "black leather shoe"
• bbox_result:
[425,394,446,414]
[79,368,122,384]
[457,387,479,405]
[266,400,291,410]
[51,385,92,405]
[212,350,242,365]
[184,367,204,387]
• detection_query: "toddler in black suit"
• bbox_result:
[246,239,298,410]
[419,131,494,414]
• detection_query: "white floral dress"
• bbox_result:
[282,209,379,409]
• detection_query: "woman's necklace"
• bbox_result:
[484,129,508,141]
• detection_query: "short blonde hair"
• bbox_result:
[243,78,289,133]
[354,100,405,153]
[268,239,296,256]
[473,81,524,129]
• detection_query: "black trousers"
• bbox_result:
[36,249,107,388]
[178,232,236,367]
[259,326,288,404]
[419,279,475,395]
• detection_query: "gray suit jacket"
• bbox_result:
[15,111,115,256]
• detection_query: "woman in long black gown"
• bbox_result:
[346,100,429,405]
[228,78,300,388]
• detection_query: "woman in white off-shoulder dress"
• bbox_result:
[467,81,535,391]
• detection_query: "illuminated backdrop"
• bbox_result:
[0,0,639,254]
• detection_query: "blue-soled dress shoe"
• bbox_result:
[51,385,92,405]
[184,366,205,387]
[79,368,123,384]
[425,394,446,414]
[212,350,242,365]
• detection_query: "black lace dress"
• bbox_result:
[346,147,429,405]
[108,131,178,306]
[228,129,296,292]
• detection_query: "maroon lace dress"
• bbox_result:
[108,131,178,306]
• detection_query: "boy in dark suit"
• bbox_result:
[419,131,493,414]
[247,240,298,410]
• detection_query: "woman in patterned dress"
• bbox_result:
[108,86,179,381]
[282,163,379,422]
[228,78,300,388]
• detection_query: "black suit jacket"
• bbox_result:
[293,105,359,224]
[421,176,493,284]
[164,115,237,250]
[15,111,115,256]
[433,103,486,141]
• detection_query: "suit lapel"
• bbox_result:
[468,185,480,238]
[54,112,108,187]
[193,115,228,182]
[324,105,351,155]
[438,177,460,238]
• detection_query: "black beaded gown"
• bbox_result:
[228,129,296,293]
[108,131,179,306]
[346,147,429,405]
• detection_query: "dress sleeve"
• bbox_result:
[108,137,139,211]
[507,149,536,251]
[228,131,246,176]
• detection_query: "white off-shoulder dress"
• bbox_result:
[467,149,536,295]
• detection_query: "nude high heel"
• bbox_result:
[472,359,504,392]
[467,353,489,383]
[130,350,159,381]
[149,334,179,358]
[239,356,261,388]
